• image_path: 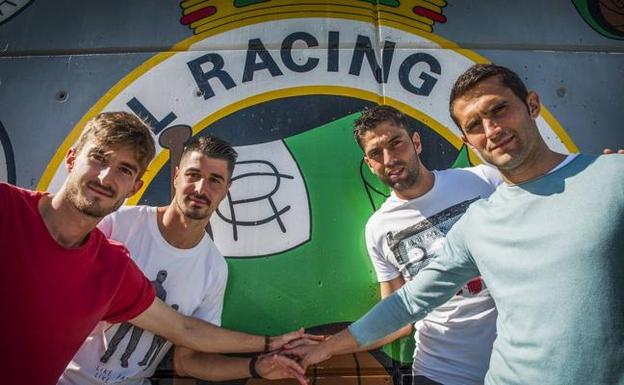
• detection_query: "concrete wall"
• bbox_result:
[1,1,623,383]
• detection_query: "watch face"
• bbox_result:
[0,0,33,26]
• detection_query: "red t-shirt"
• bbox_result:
[0,183,156,384]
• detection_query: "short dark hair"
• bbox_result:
[449,64,529,129]
[74,112,156,175]
[182,135,238,178]
[353,105,411,149]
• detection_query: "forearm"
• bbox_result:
[317,328,360,357]
[172,315,264,353]
[357,324,413,351]
[350,264,470,346]
[353,275,414,351]
[130,300,267,354]
[296,320,408,368]
[349,293,417,346]
[174,347,252,381]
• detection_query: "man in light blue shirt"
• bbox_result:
[289,64,624,385]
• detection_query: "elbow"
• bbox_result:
[173,349,190,378]
[174,349,224,382]
[173,348,211,380]
[398,323,414,338]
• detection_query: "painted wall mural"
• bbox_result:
[0,0,33,26]
[572,0,624,39]
[1,1,623,384]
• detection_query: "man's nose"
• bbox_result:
[483,118,503,139]
[98,166,114,184]
[383,149,396,165]
[194,178,208,194]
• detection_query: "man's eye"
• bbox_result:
[119,167,133,176]
[91,154,106,163]
[210,177,222,185]
[492,103,506,115]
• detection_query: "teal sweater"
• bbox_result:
[350,154,624,385]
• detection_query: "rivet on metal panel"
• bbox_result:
[55,90,69,103]
[556,87,567,98]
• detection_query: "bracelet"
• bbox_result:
[264,335,270,353]
[249,356,262,379]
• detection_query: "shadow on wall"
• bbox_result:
[0,121,16,184]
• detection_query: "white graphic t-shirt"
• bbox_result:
[60,206,228,385]
[366,165,501,385]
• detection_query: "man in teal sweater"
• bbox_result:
[289,64,624,385]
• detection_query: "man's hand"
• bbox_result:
[284,342,333,370]
[285,329,359,370]
[283,334,339,370]
[283,334,325,350]
[282,336,324,365]
[603,148,624,154]
[268,328,325,351]
[256,354,307,385]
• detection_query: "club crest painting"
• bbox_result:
[0,1,622,384]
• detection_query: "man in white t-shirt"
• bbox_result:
[354,105,500,385]
[60,135,306,385]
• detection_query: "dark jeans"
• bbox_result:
[412,375,444,385]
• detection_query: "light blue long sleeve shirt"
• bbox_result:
[350,154,624,385]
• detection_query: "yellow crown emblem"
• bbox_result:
[180,0,447,35]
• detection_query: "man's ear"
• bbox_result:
[526,91,541,119]
[363,155,375,173]
[127,179,144,198]
[65,148,77,172]
[172,166,180,186]
[411,131,422,155]
[460,134,476,150]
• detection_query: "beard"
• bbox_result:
[379,159,421,192]
[176,195,213,220]
[182,208,211,220]
[65,180,123,218]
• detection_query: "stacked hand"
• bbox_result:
[260,328,327,384]
[268,327,326,352]
[254,353,307,384]
[283,335,331,370]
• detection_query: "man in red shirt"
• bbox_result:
[0,112,305,385]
